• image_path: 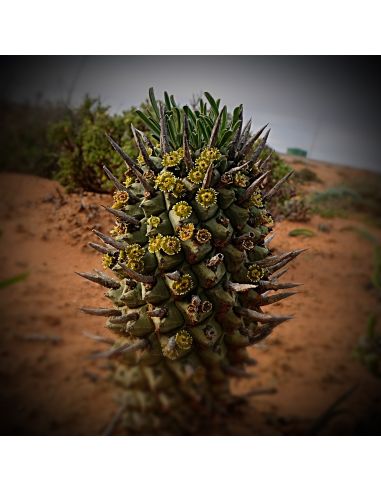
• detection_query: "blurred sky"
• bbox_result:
[1,56,380,172]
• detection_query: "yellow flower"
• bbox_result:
[125,243,145,260]
[201,147,221,161]
[161,235,181,256]
[261,212,274,227]
[110,222,127,237]
[147,215,161,228]
[148,234,163,253]
[175,330,193,350]
[102,253,115,269]
[187,168,205,184]
[137,147,153,164]
[195,228,212,244]
[194,157,209,172]
[233,172,249,188]
[112,191,129,209]
[154,171,177,192]
[125,258,144,272]
[172,274,194,295]
[247,264,266,283]
[172,201,192,220]
[124,171,135,187]
[177,223,195,241]
[250,191,263,208]
[162,148,184,167]
[195,187,218,209]
[172,179,186,198]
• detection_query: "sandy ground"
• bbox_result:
[0,161,380,435]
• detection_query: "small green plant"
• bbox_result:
[78,89,303,434]
[289,228,315,237]
[0,272,29,289]
[294,167,321,184]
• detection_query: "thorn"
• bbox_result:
[237,170,271,205]
[102,165,128,192]
[80,307,122,317]
[159,101,171,154]
[263,170,294,201]
[82,331,115,345]
[237,118,252,151]
[227,281,258,292]
[208,106,225,148]
[131,124,157,173]
[222,365,254,379]
[267,249,307,272]
[242,387,277,398]
[76,271,120,290]
[105,134,155,196]
[270,268,288,280]
[138,130,155,153]
[258,280,303,291]
[92,229,125,250]
[101,206,140,226]
[88,242,115,255]
[235,306,293,324]
[165,270,181,281]
[183,113,193,171]
[257,291,298,306]
[110,313,139,323]
[118,262,156,285]
[88,339,149,360]
[237,123,269,160]
[264,233,275,246]
[202,161,214,189]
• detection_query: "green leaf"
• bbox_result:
[220,106,227,133]
[173,107,182,135]
[204,92,219,117]
[218,129,233,148]
[183,106,197,128]
[0,271,29,289]
[164,91,172,111]
[197,118,209,143]
[170,95,177,108]
[136,110,161,135]
[232,104,243,126]
[167,114,178,149]
[148,87,160,120]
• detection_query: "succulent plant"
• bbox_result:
[78,89,303,434]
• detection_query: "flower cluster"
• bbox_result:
[161,235,182,255]
[154,171,177,192]
[118,243,145,272]
[195,147,221,171]
[162,148,184,168]
[124,171,136,187]
[102,253,117,270]
[247,264,266,283]
[195,228,212,244]
[172,179,186,198]
[187,147,221,183]
[233,172,249,188]
[195,187,218,209]
[175,330,193,350]
[172,201,192,220]
[112,191,129,209]
[177,223,195,241]
[172,274,194,295]
[250,191,264,208]
[147,215,161,228]
[148,234,182,256]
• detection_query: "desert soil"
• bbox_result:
[0,160,380,435]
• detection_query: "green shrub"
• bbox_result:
[48,96,148,193]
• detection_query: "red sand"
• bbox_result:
[0,163,380,435]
